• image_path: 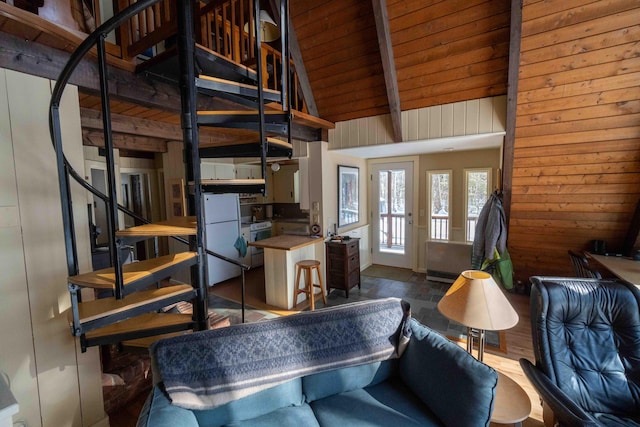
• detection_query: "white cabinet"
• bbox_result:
[215,163,236,179]
[298,158,309,210]
[235,164,262,180]
[201,161,235,179]
[273,164,298,203]
[201,162,216,180]
[237,164,272,203]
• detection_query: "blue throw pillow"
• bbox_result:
[399,319,497,427]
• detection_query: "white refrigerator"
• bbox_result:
[204,193,242,285]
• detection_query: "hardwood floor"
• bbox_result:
[110,268,544,426]
[485,290,544,427]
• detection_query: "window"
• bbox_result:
[428,170,451,240]
[465,168,491,242]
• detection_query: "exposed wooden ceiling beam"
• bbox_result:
[268,0,318,117]
[80,107,260,147]
[81,108,183,140]
[371,0,403,143]
[0,31,224,113]
[82,129,168,153]
[502,0,524,228]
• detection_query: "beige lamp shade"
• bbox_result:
[437,270,519,331]
[244,10,280,42]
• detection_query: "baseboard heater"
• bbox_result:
[426,270,458,284]
[426,240,472,283]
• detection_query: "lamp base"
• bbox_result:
[466,327,486,361]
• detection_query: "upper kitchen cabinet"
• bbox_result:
[201,161,235,180]
[273,164,298,203]
[235,164,261,180]
[272,161,309,209]
[236,163,272,204]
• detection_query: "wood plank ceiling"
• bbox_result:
[291,0,512,123]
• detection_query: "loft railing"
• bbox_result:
[261,43,305,112]
[199,0,255,64]
[116,0,305,112]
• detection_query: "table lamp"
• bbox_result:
[437,270,518,361]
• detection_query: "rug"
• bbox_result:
[326,275,504,352]
[208,266,504,352]
[362,264,414,282]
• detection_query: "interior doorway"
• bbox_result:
[90,167,109,246]
[370,162,414,268]
[121,172,152,260]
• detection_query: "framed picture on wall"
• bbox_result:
[168,178,186,218]
[338,165,359,227]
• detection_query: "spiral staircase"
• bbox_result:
[50,0,327,352]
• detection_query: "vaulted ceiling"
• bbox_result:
[291,0,512,124]
[0,0,513,138]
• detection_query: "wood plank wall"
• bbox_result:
[291,0,387,123]
[508,0,640,281]
[291,0,511,124]
[388,0,511,112]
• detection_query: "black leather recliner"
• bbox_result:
[520,276,640,426]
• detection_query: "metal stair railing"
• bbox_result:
[49,0,292,328]
[48,0,249,330]
[49,0,165,299]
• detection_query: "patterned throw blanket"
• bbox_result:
[152,298,411,410]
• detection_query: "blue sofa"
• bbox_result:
[137,298,497,427]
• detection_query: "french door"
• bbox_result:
[371,162,414,268]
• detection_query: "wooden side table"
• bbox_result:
[325,238,360,297]
[491,371,531,426]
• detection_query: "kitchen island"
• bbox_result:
[249,235,325,309]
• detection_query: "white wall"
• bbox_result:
[322,147,368,237]
[0,68,106,427]
[328,95,506,149]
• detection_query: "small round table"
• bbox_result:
[490,371,531,426]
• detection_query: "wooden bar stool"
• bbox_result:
[293,260,327,311]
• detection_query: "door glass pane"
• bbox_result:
[379,169,406,254]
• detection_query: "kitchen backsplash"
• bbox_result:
[273,203,308,219]
[240,203,308,220]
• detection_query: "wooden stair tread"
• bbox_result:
[69,252,197,289]
[75,284,195,324]
[121,313,230,348]
[198,110,287,117]
[200,178,266,186]
[198,75,280,96]
[290,109,335,129]
[116,216,196,237]
[84,313,193,339]
[197,109,333,135]
[200,137,291,149]
[266,137,293,149]
[122,331,189,348]
[137,44,257,85]
[195,44,257,79]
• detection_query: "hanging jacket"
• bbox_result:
[471,192,513,289]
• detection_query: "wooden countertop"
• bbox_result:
[589,253,640,286]
[249,235,323,251]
